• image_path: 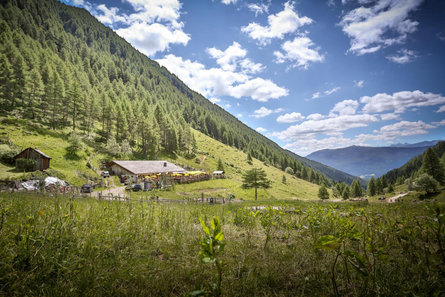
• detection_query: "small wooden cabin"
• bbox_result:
[14,148,51,171]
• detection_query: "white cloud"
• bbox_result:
[222,0,238,4]
[276,112,305,123]
[251,106,284,118]
[361,90,445,113]
[340,0,423,55]
[209,97,221,104]
[360,120,435,141]
[437,105,445,113]
[71,0,189,57]
[311,86,340,99]
[157,54,288,102]
[241,1,312,45]
[116,22,190,56]
[256,127,268,133]
[386,49,417,64]
[284,136,364,156]
[324,86,341,96]
[283,119,438,156]
[207,42,265,74]
[224,104,232,109]
[354,80,364,88]
[274,36,324,69]
[237,113,243,118]
[380,113,401,121]
[274,114,379,141]
[95,4,127,24]
[306,113,325,120]
[330,99,359,116]
[247,3,270,17]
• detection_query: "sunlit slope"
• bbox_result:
[172,129,320,200]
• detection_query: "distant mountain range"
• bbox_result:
[306,141,440,178]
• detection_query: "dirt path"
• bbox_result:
[386,192,409,203]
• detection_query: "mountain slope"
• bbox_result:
[389,140,440,148]
[0,0,360,186]
[306,145,434,177]
[383,141,445,184]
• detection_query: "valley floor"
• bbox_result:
[0,193,444,296]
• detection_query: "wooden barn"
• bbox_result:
[107,160,187,178]
[14,148,51,171]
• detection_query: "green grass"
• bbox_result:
[0,193,444,296]
[0,117,105,186]
[171,129,320,200]
[0,118,320,199]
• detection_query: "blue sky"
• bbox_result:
[64,0,445,155]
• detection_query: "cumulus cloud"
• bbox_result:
[276,112,305,123]
[247,3,270,17]
[306,113,325,120]
[330,99,359,116]
[273,114,379,141]
[242,1,312,45]
[380,113,401,121]
[359,120,435,141]
[157,54,288,102]
[274,37,324,69]
[361,90,445,113]
[222,0,238,4]
[386,49,418,64]
[340,0,423,55]
[256,127,268,133]
[207,42,265,74]
[251,107,284,118]
[69,0,189,57]
[116,22,190,56]
[284,136,364,156]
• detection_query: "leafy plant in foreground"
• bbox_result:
[191,216,226,297]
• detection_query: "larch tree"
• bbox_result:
[241,167,271,201]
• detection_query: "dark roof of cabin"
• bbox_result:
[109,160,187,175]
[14,147,52,159]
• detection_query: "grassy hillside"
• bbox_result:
[0,117,103,185]
[0,117,320,200]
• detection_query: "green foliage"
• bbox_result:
[197,216,226,297]
[241,167,271,200]
[351,179,363,198]
[415,173,439,194]
[216,158,224,172]
[367,177,376,196]
[384,141,445,184]
[0,194,445,296]
[282,174,286,184]
[284,166,294,175]
[341,186,350,200]
[65,133,83,159]
[15,158,36,172]
[318,185,329,200]
[421,148,445,185]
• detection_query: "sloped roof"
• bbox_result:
[109,160,187,175]
[14,147,52,159]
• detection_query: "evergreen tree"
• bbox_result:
[351,179,363,198]
[282,175,286,184]
[367,177,376,197]
[0,53,14,110]
[421,148,445,185]
[342,186,350,200]
[217,158,224,172]
[318,185,329,200]
[241,168,271,201]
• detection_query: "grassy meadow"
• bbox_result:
[0,192,444,296]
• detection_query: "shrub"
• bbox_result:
[16,158,36,172]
